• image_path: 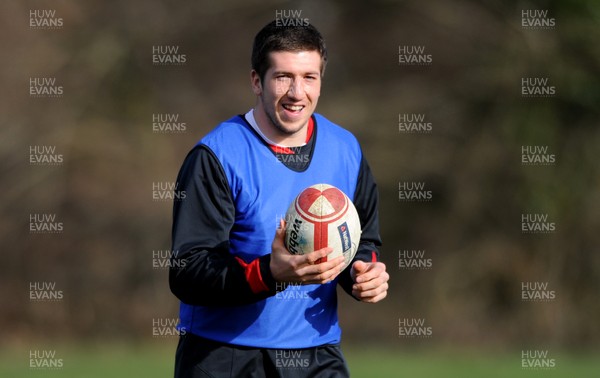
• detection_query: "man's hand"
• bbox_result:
[270,220,346,284]
[350,260,389,303]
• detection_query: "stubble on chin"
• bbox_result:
[266,109,305,136]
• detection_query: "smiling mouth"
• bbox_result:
[282,104,305,112]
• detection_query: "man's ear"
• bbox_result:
[251,70,262,95]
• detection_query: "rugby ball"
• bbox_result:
[284,184,361,270]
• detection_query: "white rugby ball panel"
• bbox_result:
[284,184,361,270]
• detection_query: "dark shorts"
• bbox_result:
[174,333,350,378]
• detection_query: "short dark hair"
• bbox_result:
[251,20,328,82]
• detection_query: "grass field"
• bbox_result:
[1,343,598,377]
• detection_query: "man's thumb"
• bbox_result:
[353,260,368,273]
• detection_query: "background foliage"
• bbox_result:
[1,0,599,374]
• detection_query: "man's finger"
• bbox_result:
[353,279,380,292]
[356,290,388,304]
[304,247,333,264]
[272,221,287,249]
[299,255,344,275]
[297,255,345,283]
[353,281,389,298]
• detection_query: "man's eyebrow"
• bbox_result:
[271,70,321,76]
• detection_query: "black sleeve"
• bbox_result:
[169,145,276,307]
[337,153,382,298]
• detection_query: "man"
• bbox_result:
[170,20,389,377]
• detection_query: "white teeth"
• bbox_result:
[283,105,303,111]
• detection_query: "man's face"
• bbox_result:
[252,50,322,137]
